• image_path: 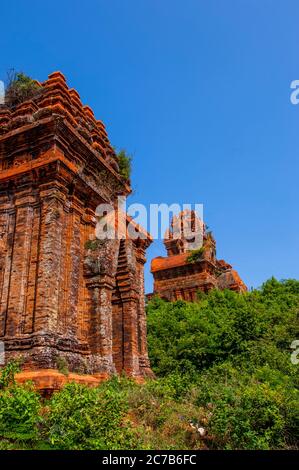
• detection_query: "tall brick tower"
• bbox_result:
[0,72,153,391]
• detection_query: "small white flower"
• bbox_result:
[197,427,206,436]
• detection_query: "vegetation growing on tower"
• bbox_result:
[186,246,205,263]
[5,71,42,108]
[116,149,132,181]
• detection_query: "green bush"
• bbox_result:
[116,149,132,181]
[45,379,139,450]
[127,378,205,450]
[187,247,205,264]
[5,72,41,107]
[84,239,105,251]
[0,384,41,444]
[193,360,298,449]
[207,382,286,449]
[0,360,21,389]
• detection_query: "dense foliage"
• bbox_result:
[146,278,299,449]
[147,278,299,376]
[0,278,298,450]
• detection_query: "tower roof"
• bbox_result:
[0,71,128,191]
[164,209,204,256]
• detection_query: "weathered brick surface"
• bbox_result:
[0,72,153,390]
[150,211,246,301]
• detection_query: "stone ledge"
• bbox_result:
[16,369,109,395]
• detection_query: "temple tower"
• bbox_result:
[0,72,153,390]
[150,210,246,301]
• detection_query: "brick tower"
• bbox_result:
[0,72,153,391]
[150,210,246,301]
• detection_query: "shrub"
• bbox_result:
[187,247,205,264]
[198,377,290,449]
[84,239,105,251]
[0,360,21,389]
[0,384,41,444]
[56,356,69,376]
[5,71,42,108]
[45,379,139,450]
[127,378,205,450]
[116,149,132,181]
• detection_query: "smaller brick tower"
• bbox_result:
[150,210,246,301]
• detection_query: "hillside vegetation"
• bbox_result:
[0,278,298,450]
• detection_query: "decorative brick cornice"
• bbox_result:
[0,72,130,195]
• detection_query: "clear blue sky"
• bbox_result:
[1,0,298,292]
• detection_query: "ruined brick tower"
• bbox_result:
[150,210,246,301]
[0,72,153,390]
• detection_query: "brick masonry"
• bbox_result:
[150,210,247,301]
[0,72,153,391]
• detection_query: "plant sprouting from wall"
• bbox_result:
[115,149,132,181]
[5,70,42,108]
[187,246,205,264]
